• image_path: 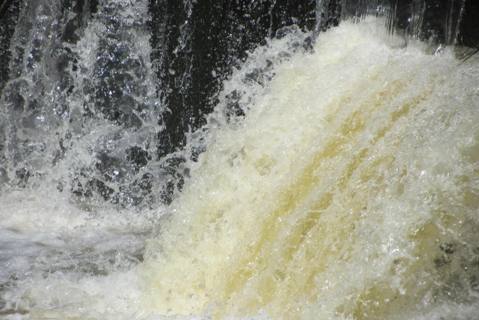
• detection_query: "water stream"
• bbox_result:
[0,1,478,319]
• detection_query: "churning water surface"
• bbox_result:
[1,14,479,320]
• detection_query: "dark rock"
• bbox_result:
[149,0,318,158]
[459,0,479,48]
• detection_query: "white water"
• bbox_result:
[1,17,479,320]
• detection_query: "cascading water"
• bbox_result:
[142,18,479,318]
[0,0,167,317]
[0,0,478,319]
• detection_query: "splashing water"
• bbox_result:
[1,10,479,320]
[0,0,164,317]
[139,18,479,319]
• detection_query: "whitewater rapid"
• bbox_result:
[2,18,479,320]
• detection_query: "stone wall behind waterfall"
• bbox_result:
[148,0,320,158]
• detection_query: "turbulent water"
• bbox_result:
[1,8,479,320]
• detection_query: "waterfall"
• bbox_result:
[139,19,479,319]
[0,0,478,319]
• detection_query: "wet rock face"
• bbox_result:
[342,0,478,49]
[0,0,22,94]
[149,0,318,158]
[416,0,466,45]
[459,0,479,48]
[149,0,479,160]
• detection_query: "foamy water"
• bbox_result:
[1,18,479,320]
